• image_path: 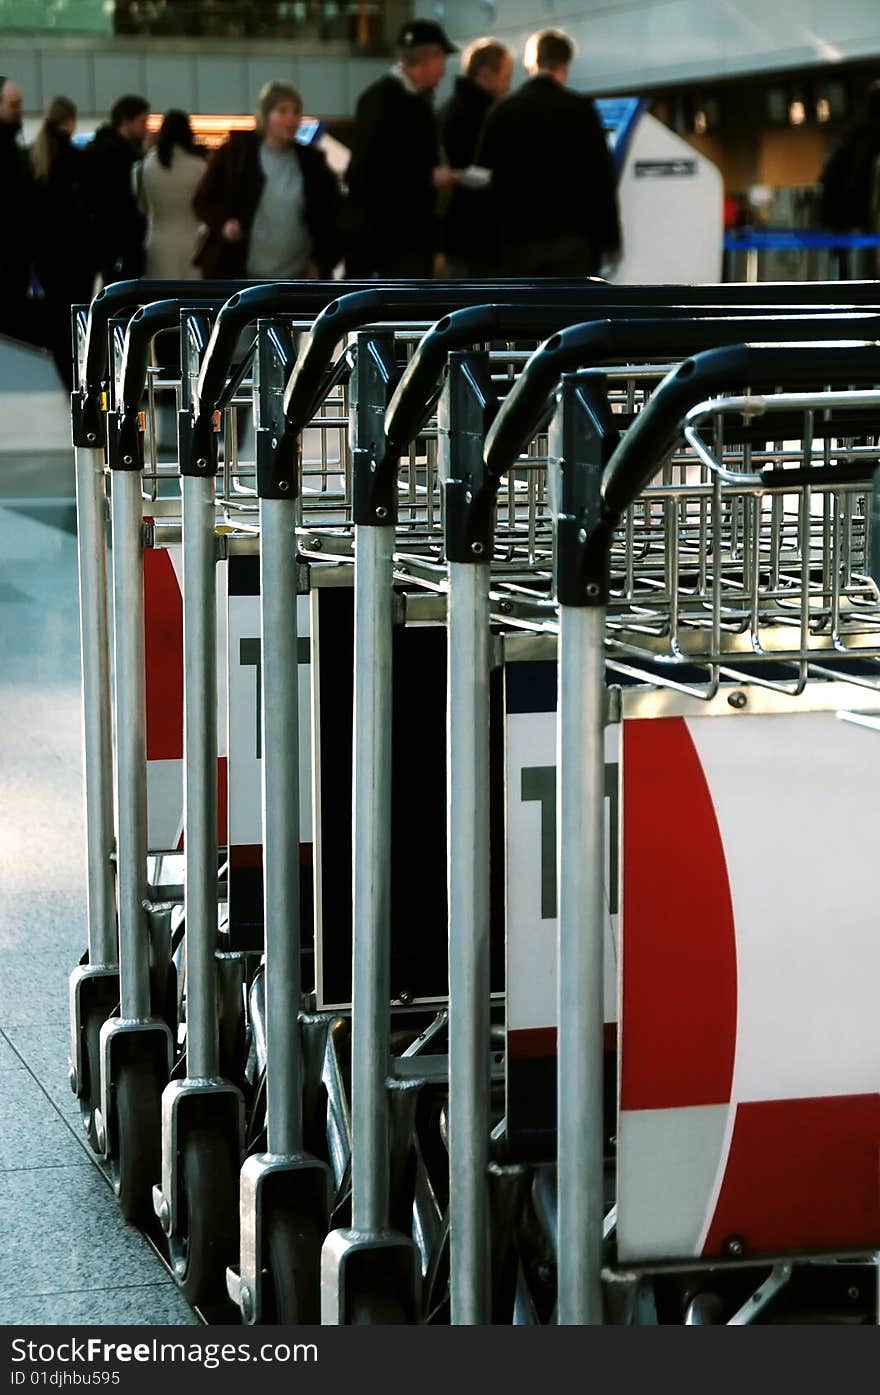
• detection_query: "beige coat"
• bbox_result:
[136,147,206,279]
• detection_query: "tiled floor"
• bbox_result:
[0,448,196,1327]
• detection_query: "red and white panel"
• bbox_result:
[144,542,228,850]
[504,664,619,1151]
[618,711,880,1262]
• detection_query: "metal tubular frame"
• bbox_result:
[350,521,395,1233]
[260,493,303,1157]
[75,446,117,965]
[110,468,151,1022]
[181,472,220,1079]
[446,561,492,1323]
[556,604,606,1324]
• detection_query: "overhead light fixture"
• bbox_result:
[816,97,831,122]
[694,109,708,135]
[789,100,806,125]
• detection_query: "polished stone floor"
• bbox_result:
[0,444,196,1326]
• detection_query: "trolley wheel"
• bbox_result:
[113,1055,163,1224]
[264,1199,323,1324]
[80,1006,105,1151]
[171,1126,239,1309]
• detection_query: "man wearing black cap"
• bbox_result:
[345,19,459,277]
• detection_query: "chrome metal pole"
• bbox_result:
[351,523,393,1233]
[557,604,606,1325]
[110,470,150,1019]
[447,559,491,1325]
[75,446,117,964]
[182,473,218,1080]
[260,496,302,1157]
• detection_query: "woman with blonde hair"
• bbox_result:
[30,95,97,388]
[193,80,342,278]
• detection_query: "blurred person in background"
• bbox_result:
[136,109,206,279]
[820,81,880,276]
[476,28,620,276]
[0,75,37,344]
[30,96,98,389]
[345,19,459,278]
[193,81,342,279]
[84,94,150,284]
[439,37,513,276]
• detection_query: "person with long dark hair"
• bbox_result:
[135,109,206,279]
[30,95,97,388]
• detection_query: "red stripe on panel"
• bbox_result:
[621,718,737,1110]
[509,1028,556,1060]
[229,844,263,869]
[174,756,229,850]
[143,547,183,761]
[702,1095,880,1256]
[508,1024,618,1060]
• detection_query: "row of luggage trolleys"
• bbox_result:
[67,275,880,1325]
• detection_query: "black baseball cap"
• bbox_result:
[396,19,458,53]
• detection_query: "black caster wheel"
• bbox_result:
[170,1126,239,1309]
[112,1055,164,1224]
[80,1006,106,1152]
[263,1199,324,1324]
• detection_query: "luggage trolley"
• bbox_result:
[380,306,880,1323]
[67,277,875,1322]
[277,286,647,1323]
[219,281,642,1325]
[68,279,264,1157]
[307,298,880,1324]
[483,333,880,1322]
[150,282,368,1308]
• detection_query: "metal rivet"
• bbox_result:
[586,583,600,597]
[86,432,96,443]
[728,690,747,710]
[158,1197,171,1233]
[471,541,484,556]
[311,538,322,550]
[279,480,290,492]
[578,528,587,543]
[196,458,207,470]
[123,455,133,465]
[398,989,412,1005]
[240,1284,254,1323]
[500,600,512,613]
[725,1235,744,1257]
[376,506,388,519]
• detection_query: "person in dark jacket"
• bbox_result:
[345,18,459,278]
[30,96,98,389]
[192,81,342,279]
[476,28,621,277]
[439,38,514,276]
[0,76,38,344]
[83,94,150,285]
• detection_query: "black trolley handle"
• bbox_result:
[601,339,880,521]
[278,283,666,438]
[483,312,880,487]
